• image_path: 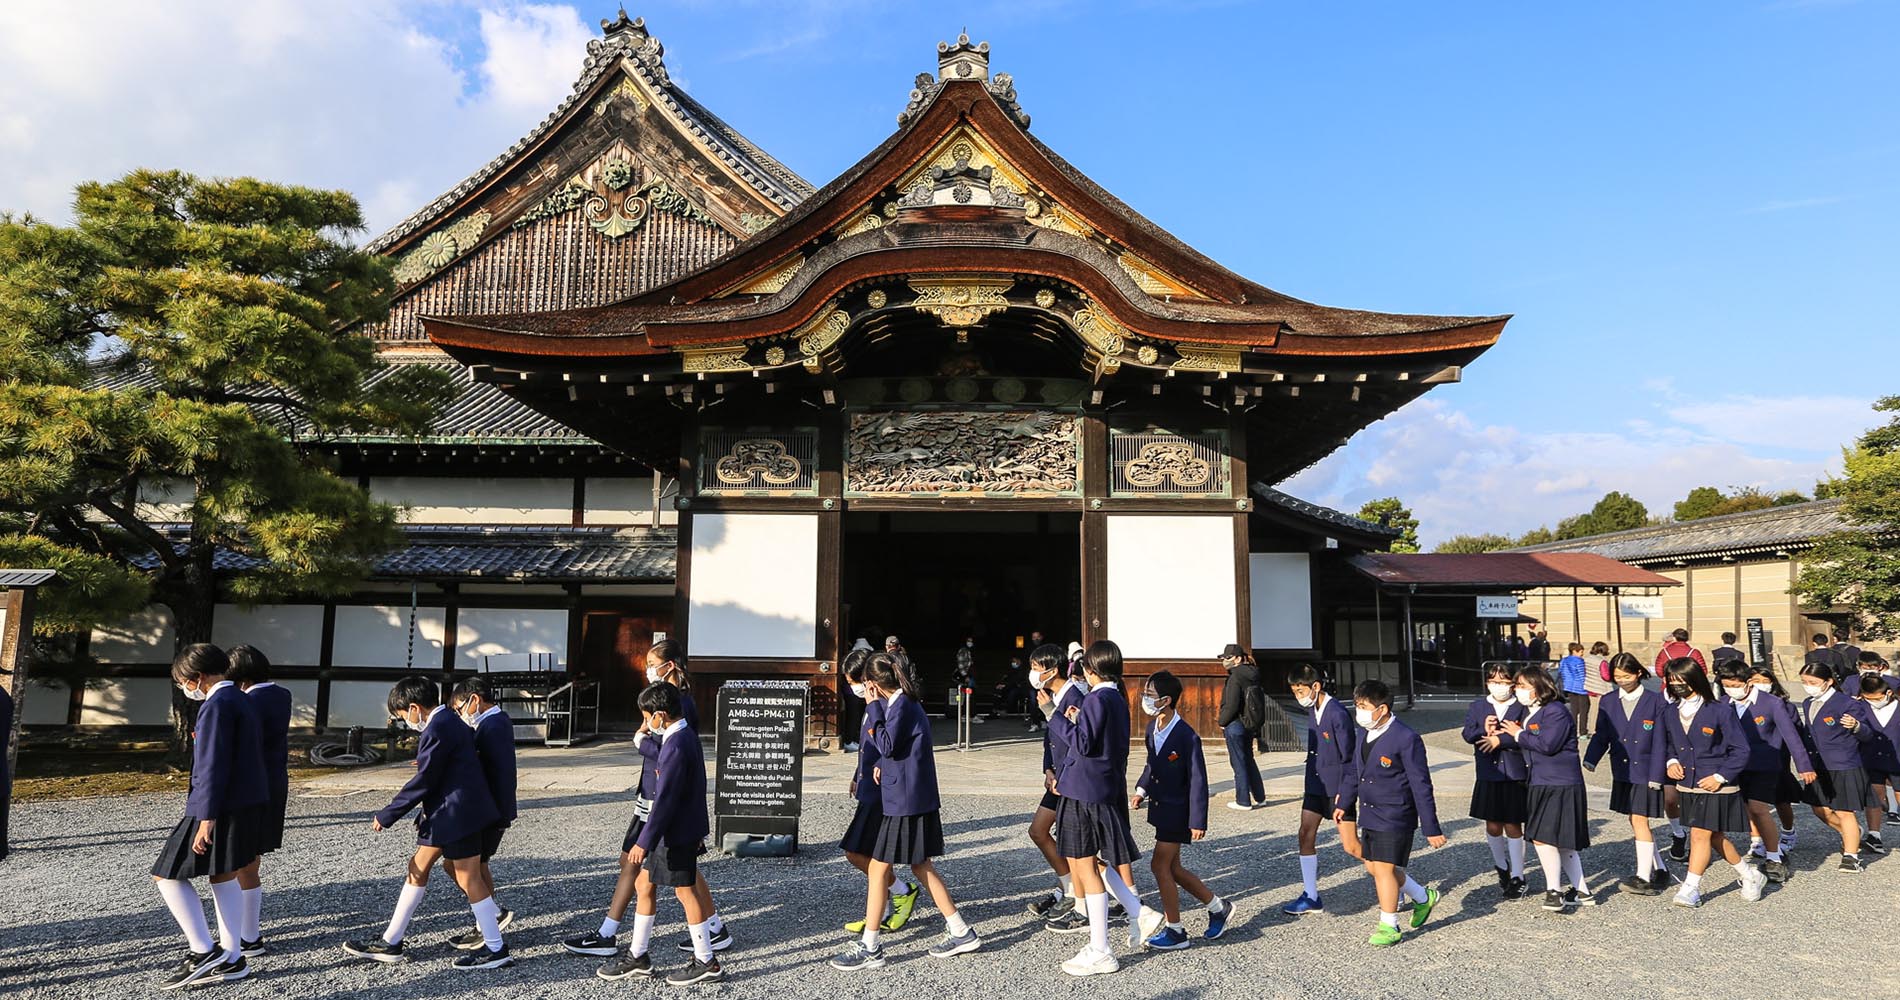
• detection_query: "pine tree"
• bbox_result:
[1795,396,1900,639]
[1356,497,1420,553]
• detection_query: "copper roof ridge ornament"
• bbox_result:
[899,33,1029,129]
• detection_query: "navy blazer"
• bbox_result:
[1502,702,1585,787]
[636,689,701,792]
[637,724,709,850]
[1304,695,1358,800]
[1059,684,1131,805]
[472,709,518,825]
[1338,718,1441,838]
[1584,689,1668,786]
[1042,682,1087,776]
[1725,693,1814,775]
[1859,701,1900,775]
[1135,717,1209,835]
[244,683,293,806]
[186,683,269,820]
[1798,690,1877,771]
[376,707,500,845]
[1461,697,1528,782]
[851,698,885,805]
[1663,702,1751,787]
[871,693,940,817]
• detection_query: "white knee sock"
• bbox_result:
[1534,843,1563,891]
[1636,841,1654,879]
[708,911,725,935]
[1485,834,1509,870]
[1652,842,1670,870]
[471,896,504,952]
[1101,867,1142,921]
[1400,873,1428,903]
[155,879,214,954]
[630,912,654,957]
[687,920,713,963]
[1299,853,1320,897]
[1506,836,1526,877]
[1084,892,1110,954]
[241,886,262,943]
[1560,849,1588,893]
[1682,871,1702,893]
[382,883,426,945]
[1058,872,1073,897]
[207,879,244,963]
[945,910,970,937]
[598,915,621,938]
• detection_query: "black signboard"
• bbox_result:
[713,680,807,849]
[1746,618,1768,666]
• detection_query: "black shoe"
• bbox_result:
[495,907,514,931]
[1841,854,1864,872]
[341,938,406,964]
[563,931,620,957]
[450,928,487,951]
[239,938,267,958]
[666,957,724,985]
[1669,834,1688,863]
[1540,889,1567,912]
[1108,895,1126,916]
[1044,909,1090,934]
[212,956,251,983]
[1863,834,1887,856]
[1027,891,1066,917]
[1649,868,1676,893]
[1619,875,1659,896]
[1508,876,1529,899]
[451,944,515,970]
[159,950,222,991]
[1493,866,1512,893]
[674,926,733,952]
[1564,887,1596,908]
[1762,859,1790,883]
[597,951,654,980]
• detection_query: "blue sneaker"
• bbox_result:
[1205,901,1233,939]
[1282,893,1323,916]
[1144,925,1190,951]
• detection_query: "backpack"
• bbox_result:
[1598,657,1613,683]
[1241,678,1269,734]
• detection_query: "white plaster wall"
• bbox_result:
[1106,515,1238,659]
[1249,552,1314,649]
[688,513,817,658]
[79,677,173,725]
[456,608,569,671]
[211,604,323,664]
[331,606,447,669]
[585,476,675,525]
[327,681,397,728]
[370,476,572,524]
[89,606,177,664]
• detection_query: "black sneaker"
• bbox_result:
[239,938,267,958]
[563,931,621,957]
[1649,868,1677,893]
[1762,858,1790,883]
[159,950,222,991]
[1108,896,1126,917]
[451,944,515,970]
[1840,854,1864,872]
[341,938,406,963]
[450,929,486,951]
[1540,890,1567,912]
[666,957,724,985]
[597,951,654,980]
[212,956,251,983]
[1493,866,1513,894]
[496,907,515,931]
[674,926,733,952]
[1027,891,1066,917]
[1619,875,1660,896]
[1507,876,1529,899]
[1863,834,1887,856]
[1669,834,1688,863]
[1043,909,1090,934]
[1564,887,1596,907]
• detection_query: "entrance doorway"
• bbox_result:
[841,511,1081,706]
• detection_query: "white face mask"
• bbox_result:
[1294,691,1316,708]
[180,683,209,702]
[1027,668,1045,689]
[1513,689,1536,707]
[1354,707,1379,728]
[1679,695,1704,712]
[1722,685,1747,701]
[1870,698,1890,710]
[1752,682,1773,695]
[459,706,480,727]
[646,664,664,684]
[1487,682,1513,701]
[1802,683,1826,698]
[1140,695,1161,716]
[849,682,868,700]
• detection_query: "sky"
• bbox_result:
[2,0,1893,546]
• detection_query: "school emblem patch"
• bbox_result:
[1824,716,1838,726]
[1528,722,1541,732]
[1641,720,1654,730]
[1379,755,1393,768]
[1754,716,1767,725]
[1700,726,1715,735]
[1321,731,1332,741]
[1167,751,1179,761]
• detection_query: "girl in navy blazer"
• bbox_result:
[1660,660,1764,907]
[1132,670,1231,950]
[152,644,269,990]
[641,641,731,950]
[1796,660,1877,871]
[1714,661,1813,883]
[1335,679,1445,947]
[1462,662,1529,898]
[1583,654,1675,895]
[1284,663,1359,915]
[829,652,981,971]
[1498,666,1592,911]
[1858,674,1900,854]
[227,644,290,958]
[833,649,921,935]
[344,675,508,970]
[1743,664,1808,851]
[1027,643,1085,925]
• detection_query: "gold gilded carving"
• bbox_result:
[908,277,1013,328]
[1171,342,1242,373]
[867,289,889,309]
[1070,307,1127,358]
[845,411,1079,496]
[735,255,804,295]
[680,346,750,372]
[763,346,787,366]
[1033,288,1055,308]
[1135,344,1160,365]
[796,308,852,357]
[392,210,491,285]
[1123,442,1213,489]
[715,439,803,486]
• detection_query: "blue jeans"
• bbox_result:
[1224,720,1265,806]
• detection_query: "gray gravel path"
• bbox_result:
[4,755,1898,999]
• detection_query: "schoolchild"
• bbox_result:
[1025,643,1082,922]
[1796,660,1877,871]
[1854,673,1900,855]
[1335,680,1445,947]
[1584,654,1675,894]
[1659,660,1766,907]
[1713,660,1812,882]
[227,644,290,957]
[446,676,519,949]
[1497,666,1592,911]
[1282,664,1358,915]
[1461,662,1529,897]
[1131,670,1231,949]
[838,648,920,934]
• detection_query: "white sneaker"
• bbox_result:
[1132,907,1164,948]
[1226,801,1254,812]
[1061,945,1120,977]
[1782,830,1798,851]
[1738,864,1766,902]
[1672,887,1702,908]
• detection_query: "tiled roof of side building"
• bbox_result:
[131,525,677,582]
[1508,498,1882,564]
[1250,485,1401,539]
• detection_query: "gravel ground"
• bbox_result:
[4,759,1900,999]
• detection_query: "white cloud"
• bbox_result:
[0,1,591,236]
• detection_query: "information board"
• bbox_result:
[713,679,807,849]
[1476,595,1520,619]
[1746,618,1768,665]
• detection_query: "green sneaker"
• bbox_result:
[888,883,921,930]
[1368,923,1403,947]
[845,913,902,934]
[1409,886,1440,929]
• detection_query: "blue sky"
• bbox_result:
[2,1,1893,544]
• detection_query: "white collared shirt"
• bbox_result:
[1089,681,1118,693]
[886,689,905,707]
[1485,695,1514,714]
[1874,701,1899,727]
[474,705,502,725]
[206,679,235,697]
[1362,716,1394,745]
[1311,692,1329,722]
[1059,679,1085,704]
[658,718,689,746]
[247,681,276,691]
[1151,712,1182,748]
[1521,702,1544,724]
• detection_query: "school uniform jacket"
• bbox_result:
[1042,682,1087,777]
[1059,684,1132,805]
[871,692,940,817]
[1135,718,1209,834]
[244,682,293,807]
[636,723,709,851]
[1662,702,1751,788]
[1460,697,1528,782]
[1304,696,1358,801]
[851,698,885,805]
[1337,718,1441,837]
[636,689,701,796]
[187,683,269,820]
[1858,701,1900,775]
[1584,689,1668,786]
[1726,692,1814,775]
[376,707,500,845]
[1501,702,1584,787]
[1798,690,1876,771]
[472,708,518,826]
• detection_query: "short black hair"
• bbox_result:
[841,647,871,682]
[1607,652,1648,680]
[1672,628,1690,642]
[1147,669,1183,704]
[1861,651,1887,667]
[649,637,683,668]
[171,644,229,685]
[1287,664,1325,688]
[386,675,439,715]
[638,679,682,718]
[452,676,495,707]
[1860,673,1892,698]
[1084,640,1124,684]
[1029,643,1066,676]
[1714,661,1751,684]
[1812,633,1829,646]
[226,645,271,684]
[1353,679,1392,708]
[1721,632,1737,645]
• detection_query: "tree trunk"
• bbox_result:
[160,543,218,770]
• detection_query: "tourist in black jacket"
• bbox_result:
[1216,644,1265,810]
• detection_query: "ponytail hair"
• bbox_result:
[1607,652,1647,680]
[1084,640,1124,684]
[866,651,923,702]
[841,647,871,683]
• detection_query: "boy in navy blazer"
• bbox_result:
[1335,680,1446,948]
[446,677,519,950]
[1285,664,1358,915]
[1131,671,1231,950]
[594,681,724,985]
[344,676,510,970]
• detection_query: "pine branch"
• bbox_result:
[85,489,181,570]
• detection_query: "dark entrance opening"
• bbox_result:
[841,511,1081,711]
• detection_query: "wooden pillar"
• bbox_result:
[3,586,40,857]
[1229,406,1252,652]
[1401,589,1417,709]
[672,414,700,655]
[1079,410,1109,645]
[315,602,337,730]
